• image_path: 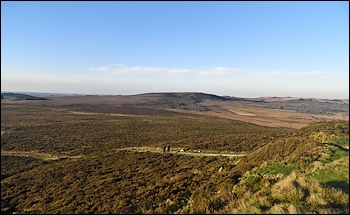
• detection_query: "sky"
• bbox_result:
[1,1,349,99]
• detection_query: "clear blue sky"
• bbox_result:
[1,1,349,99]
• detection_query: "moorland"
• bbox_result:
[1,92,349,214]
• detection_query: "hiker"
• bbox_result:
[167,144,170,153]
[163,145,167,153]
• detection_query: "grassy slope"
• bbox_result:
[224,120,349,214]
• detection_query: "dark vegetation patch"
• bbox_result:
[121,92,240,111]
[1,151,237,214]
[1,93,48,100]
[1,156,50,180]
[1,104,287,156]
[260,100,348,115]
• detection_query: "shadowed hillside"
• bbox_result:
[123,92,240,111]
[1,93,48,100]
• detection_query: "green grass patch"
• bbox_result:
[330,148,349,162]
[254,162,294,176]
[328,135,349,147]
[246,175,256,183]
[308,168,349,184]
[306,157,349,190]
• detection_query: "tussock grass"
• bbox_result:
[227,172,349,214]
[226,125,348,214]
[271,172,308,203]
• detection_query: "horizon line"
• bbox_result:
[1,90,349,100]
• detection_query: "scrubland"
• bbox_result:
[1,103,348,214]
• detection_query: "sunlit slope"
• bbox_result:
[225,120,349,214]
[233,120,349,174]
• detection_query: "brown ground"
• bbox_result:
[169,103,348,129]
[2,93,348,129]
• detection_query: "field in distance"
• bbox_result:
[2,92,348,129]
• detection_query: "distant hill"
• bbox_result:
[1,93,48,100]
[1,91,85,98]
[121,92,248,111]
[137,92,237,102]
[135,92,246,103]
[1,92,348,124]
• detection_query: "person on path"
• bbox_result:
[166,144,170,153]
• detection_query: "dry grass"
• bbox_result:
[171,104,348,129]
[271,172,308,203]
[224,106,257,116]
[227,172,349,214]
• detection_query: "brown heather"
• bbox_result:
[1,102,348,214]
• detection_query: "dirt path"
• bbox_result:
[171,151,246,157]
[118,146,246,157]
[2,147,246,160]
[1,150,82,160]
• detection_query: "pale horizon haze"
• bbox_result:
[1,1,349,99]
